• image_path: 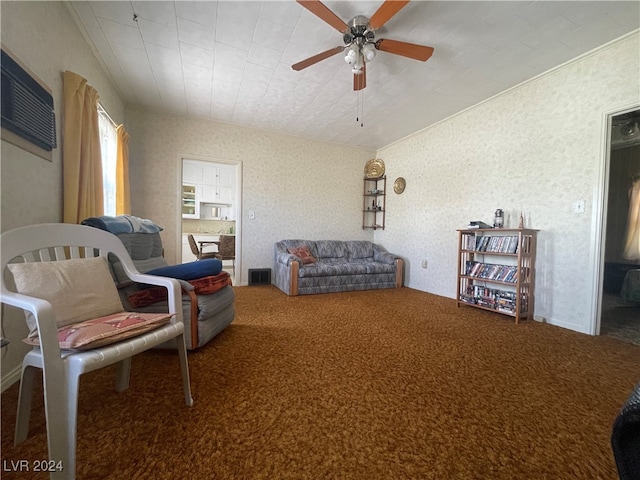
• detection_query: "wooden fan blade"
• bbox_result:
[292,46,344,71]
[375,38,434,61]
[297,0,349,33]
[353,63,366,91]
[369,0,410,30]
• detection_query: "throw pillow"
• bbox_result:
[145,258,222,281]
[7,256,124,338]
[22,311,172,350]
[288,246,317,265]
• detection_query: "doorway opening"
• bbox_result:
[598,108,640,345]
[179,156,242,285]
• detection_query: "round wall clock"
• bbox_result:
[393,177,406,194]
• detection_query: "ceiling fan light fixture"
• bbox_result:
[345,45,359,65]
[362,43,376,61]
[352,51,364,73]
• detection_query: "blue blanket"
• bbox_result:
[82,215,162,234]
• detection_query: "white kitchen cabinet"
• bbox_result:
[182,161,202,183]
[217,186,234,204]
[201,164,234,187]
[217,166,234,186]
[200,185,234,205]
[201,163,218,185]
[200,185,217,203]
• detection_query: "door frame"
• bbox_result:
[590,102,639,335]
[177,154,243,284]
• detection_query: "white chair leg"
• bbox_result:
[41,371,75,480]
[176,334,193,407]
[14,363,37,444]
[115,358,132,392]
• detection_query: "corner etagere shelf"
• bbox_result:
[456,228,538,324]
[362,176,386,230]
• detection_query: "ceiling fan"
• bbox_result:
[291,0,434,91]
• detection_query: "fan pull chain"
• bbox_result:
[356,91,364,127]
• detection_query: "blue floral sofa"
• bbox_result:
[274,239,403,296]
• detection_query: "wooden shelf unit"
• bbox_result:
[456,228,538,323]
[362,176,386,230]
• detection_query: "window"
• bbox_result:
[97,104,117,216]
[623,177,640,261]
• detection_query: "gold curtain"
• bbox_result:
[62,71,103,224]
[622,179,640,261]
[115,124,131,215]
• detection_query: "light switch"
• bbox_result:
[572,200,585,214]
[249,210,255,219]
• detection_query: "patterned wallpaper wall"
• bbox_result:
[0,1,126,382]
[375,33,639,334]
[126,109,376,283]
[1,1,125,233]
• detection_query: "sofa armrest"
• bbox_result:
[290,261,299,296]
[395,258,404,288]
[274,248,300,295]
[373,249,397,265]
[276,252,301,266]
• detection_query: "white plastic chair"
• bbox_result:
[1,223,193,480]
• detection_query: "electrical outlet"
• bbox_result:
[421,260,428,268]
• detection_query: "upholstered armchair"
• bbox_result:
[82,216,235,350]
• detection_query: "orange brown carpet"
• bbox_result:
[1,286,638,479]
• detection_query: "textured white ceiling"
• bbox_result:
[68,1,640,149]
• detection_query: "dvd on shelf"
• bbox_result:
[464,235,519,253]
[460,285,526,315]
[464,261,518,283]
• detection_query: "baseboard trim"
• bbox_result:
[546,317,591,335]
[1,364,21,393]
